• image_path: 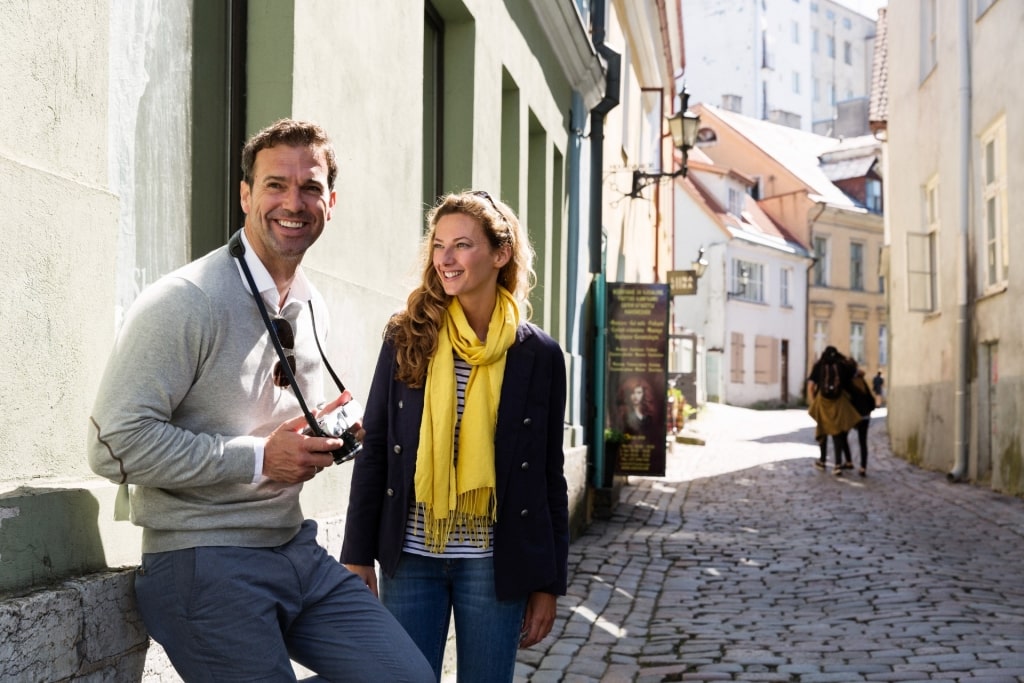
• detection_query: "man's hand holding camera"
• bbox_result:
[263,414,341,483]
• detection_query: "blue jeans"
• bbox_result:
[381,552,527,683]
[135,521,433,682]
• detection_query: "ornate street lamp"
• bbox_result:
[629,88,701,198]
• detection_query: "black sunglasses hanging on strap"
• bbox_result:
[228,229,362,463]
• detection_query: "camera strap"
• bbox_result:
[228,229,345,438]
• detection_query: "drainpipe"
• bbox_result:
[589,0,621,489]
[949,0,972,482]
[804,202,827,401]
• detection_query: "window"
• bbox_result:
[813,320,828,359]
[728,187,744,215]
[813,77,820,102]
[792,71,801,94]
[850,242,864,291]
[878,324,888,367]
[827,35,835,58]
[878,246,885,293]
[762,30,774,69]
[921,0,938,78]
[811,2,819,12]
[826,9,835,20]
[850,323,865,365]
[812,28,819,53]
[731,259,765,303]
[842,17,852,29]
[843,41,852,65]
[639,88,664,172]
[813,236,829,286]
[722,93,743,113]
[792,21,800,43]
[981,118,1008,290]
[866,177,882,212]
[780,267,792,307]
[908,178,939,312]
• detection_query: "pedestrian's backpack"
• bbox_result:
[819,359,843,399]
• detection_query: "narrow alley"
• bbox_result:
[517,404,1024,682]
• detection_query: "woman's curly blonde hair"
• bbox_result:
[386,191,536,387]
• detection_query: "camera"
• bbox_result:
[304,398,364,464]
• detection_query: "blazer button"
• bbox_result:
[393,445,402,454]
[520,461,529,471]
[522,417,532,426]
[386,488,395,496]
[398,399,404,409]
[520,509,529,517]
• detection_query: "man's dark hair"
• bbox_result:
[240,118,338,190]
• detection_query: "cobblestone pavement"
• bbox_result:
[514,403,1024,683]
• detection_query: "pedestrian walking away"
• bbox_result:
[341,190,569,683]
[87,118,433,683]
[806,346,860,474]
[848,366,876,476]
[872,369,886,406]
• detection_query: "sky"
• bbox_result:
[833,0,887,19]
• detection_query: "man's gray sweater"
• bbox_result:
[88,244,329,554]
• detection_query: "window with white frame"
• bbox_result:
[728,187,744,215]
[792,71,801,94]
[827,34,835,58]
[722,93,742,113]
[908,177,939,312]
[812,28,819,53]
[731,259,764,303]
[878,324,888,366]
[850,322,865,365]
[843,41,852,65]
[981,118,1008,290]
[866,177,882,212]
[792,20,800,43]
[878,245,885,293]
[780,267,792,307]
[813,236,829,286]
[850,242,865,291]
[813,320,828,360]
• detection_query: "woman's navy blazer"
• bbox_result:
[341,322,569,601]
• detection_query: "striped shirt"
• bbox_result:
[403,354,494,558]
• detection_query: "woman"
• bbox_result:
[341,191,569,682]
[807,346,861,475]
[847,367,876,476]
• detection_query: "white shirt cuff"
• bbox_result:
[253,438,266,483]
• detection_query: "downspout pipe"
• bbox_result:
[804,202,827,401]
[589,0,621,489]
[949,0,971,482]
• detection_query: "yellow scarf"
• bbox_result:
[414,287,519,552]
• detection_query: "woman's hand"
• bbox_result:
[519,592,557,648]
[343,564,379,597]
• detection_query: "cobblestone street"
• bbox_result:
[515,403,1024,682]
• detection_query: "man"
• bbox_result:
[872,370,886,407]
[88,119,433,682]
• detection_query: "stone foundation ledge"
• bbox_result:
[0,569,148,682]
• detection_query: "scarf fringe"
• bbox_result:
[417,488,497,553]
